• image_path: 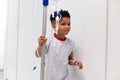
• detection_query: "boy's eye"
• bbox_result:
[61,23,66,26]
[68,23,70,26]
[61,23,71,26]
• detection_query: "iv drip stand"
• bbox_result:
[41,0,48,80]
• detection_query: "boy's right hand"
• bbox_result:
[38,35,47,46]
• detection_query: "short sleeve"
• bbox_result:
[67,38,76,55]
[71,41,76,54]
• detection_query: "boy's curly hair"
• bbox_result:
[50,9,71,24]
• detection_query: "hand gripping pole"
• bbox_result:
[40,0,48,80]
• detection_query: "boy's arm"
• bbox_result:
[35,45,42,57]
[35,44,47,57]
[68,52,76,65]
[35,35,47,57]
[68,52,83,69]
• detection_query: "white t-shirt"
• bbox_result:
[44,34,75,80]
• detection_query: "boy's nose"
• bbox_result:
[65,25,70,28]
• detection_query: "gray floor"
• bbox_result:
[0,70,4,80]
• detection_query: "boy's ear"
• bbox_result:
[52,24,56,31]
[52,21,56,29]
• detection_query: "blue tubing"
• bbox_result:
[43,0,49,6]
[33,66,36,70]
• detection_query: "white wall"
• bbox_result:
[16,0,41,79]
[4,0,19,80]
[4,0,120,80]
[0,0,8,70]
[107,0,120,80]
[82,0,107,80]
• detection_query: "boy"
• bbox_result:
[35,9,83,80]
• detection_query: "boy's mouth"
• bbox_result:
[64,29,69,32]
[64,30,69,33]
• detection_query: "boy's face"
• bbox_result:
[57,17,71,36]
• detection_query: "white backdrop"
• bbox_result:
[0,0,7,70]
[107,0,120,80]
[4,0,120,80]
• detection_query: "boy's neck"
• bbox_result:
[54,33,66,41]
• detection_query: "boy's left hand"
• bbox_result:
[75,60,83,69]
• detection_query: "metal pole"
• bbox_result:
[40,0,48,80]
